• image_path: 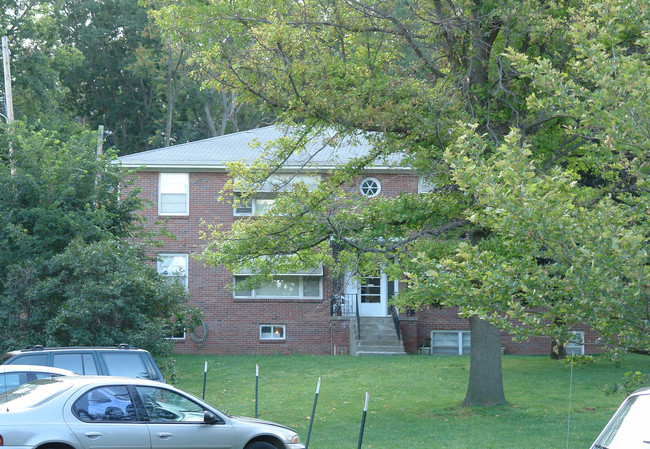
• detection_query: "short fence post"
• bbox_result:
[202,361,208,399]
[305,377,321,449]
[255,364,259,418]
[357,392,369,449]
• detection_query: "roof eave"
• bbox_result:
[116,162,412,173]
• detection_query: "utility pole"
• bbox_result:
[2,36,14,123]
[2,35,15,175]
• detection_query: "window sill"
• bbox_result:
[234,298,322,303]
[158,214,190,218]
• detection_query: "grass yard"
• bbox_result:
[169,353,650,449]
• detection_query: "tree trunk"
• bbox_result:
[551,340,568,359]
[203,98,218,137]
[165,47,176,147]
[463,315,507,407]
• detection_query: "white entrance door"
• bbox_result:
[344,273,396,317]
[359,276,384,317]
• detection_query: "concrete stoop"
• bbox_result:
[350,317,406,356]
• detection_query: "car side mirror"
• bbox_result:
[204,410,220,424]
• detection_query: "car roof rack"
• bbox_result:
[19,344,135,352]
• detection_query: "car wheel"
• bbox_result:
[245,441,277,449]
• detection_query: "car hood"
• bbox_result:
[230,415,295,432]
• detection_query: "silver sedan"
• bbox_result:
[0,375,304,449]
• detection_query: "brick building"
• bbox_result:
[118,126,597,356]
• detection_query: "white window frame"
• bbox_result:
[233,174,320,216]
[234,274,322,299]
[165,325,186,341]
[233,193,277,216]
[360,177,381,197]
[430,330,471,355]
[233,266,323,299]
[260,325,286,341]
[158,173,189,216]
[566,331,585,355]
[157,254,188,289]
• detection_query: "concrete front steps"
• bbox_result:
[350,317,406,356]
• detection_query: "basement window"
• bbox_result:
[260,325,285,341]
[430,330,471,355]
[566,331,585,355]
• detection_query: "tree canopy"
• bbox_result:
[1,0,272,154]
[154,0,650,405]
[0,122,195,357]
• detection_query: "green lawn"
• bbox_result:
[169,354,650,449]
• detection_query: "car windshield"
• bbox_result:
[0,378,71,409]
[594,393,650,449]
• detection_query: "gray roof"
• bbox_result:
[117,125,406,171]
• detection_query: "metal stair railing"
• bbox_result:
[389,305,401,341]
[355,294,361,341]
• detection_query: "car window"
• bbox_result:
[135,386,206,423]
[101,353,150,379]
[53,353,98,375]
[73,386,137,422]
[9,354,47,366]
[0,372,28,393]
[0,378,71,407]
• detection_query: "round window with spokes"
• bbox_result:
[360,177,381,197]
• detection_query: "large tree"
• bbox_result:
[155,0,649,406]
[0,121,195,357]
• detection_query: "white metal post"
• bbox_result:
[2,36,14,123]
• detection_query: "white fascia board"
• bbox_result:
[116,161,413,173]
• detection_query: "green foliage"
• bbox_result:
[604,370,649,396]
[2,0,272,154]
[432,127,649,350]
[0,122,195,357]
[42,238,193,356]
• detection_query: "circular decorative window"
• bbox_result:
[360,177,381,197]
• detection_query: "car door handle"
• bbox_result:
[84,432,102,440]
[157,432,173,439]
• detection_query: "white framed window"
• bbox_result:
[233,174,320,216]
[233,266,322,299]
[418,176,436,193]
[360,177,381,197]
[431,330,471,355]
[233,193,276,216]
[260,325,285,340]
[566,331,585,355]
[159,173,189,215]
[165,325,186,340]
[157,254,188,289]
[360,276,382,304]
[234,275,321,299]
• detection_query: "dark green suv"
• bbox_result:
[1,344,165,382]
